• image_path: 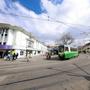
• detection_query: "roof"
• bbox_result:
[82,42,90,48]
[0,23,32,37]
[84,42,90,46]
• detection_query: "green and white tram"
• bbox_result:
[58,45,79,60]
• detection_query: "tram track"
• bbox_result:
[0,63,90,87]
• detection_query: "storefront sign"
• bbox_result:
[0,45,12,49]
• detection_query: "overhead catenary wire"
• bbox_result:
[1,12,90,28]
[1,12,90,37]
[1,12,90,44]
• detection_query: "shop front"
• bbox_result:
[0,45,12,58]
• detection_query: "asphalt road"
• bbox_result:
[0,54,90,90]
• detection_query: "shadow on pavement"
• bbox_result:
[47,63,90,81]
[67,74,90,81]
[43,55,65,61]
[67,63,90,81]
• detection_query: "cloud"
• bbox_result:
[0,0,90,45]
[41,0,90,44]
[0,0,6,10]
[49,0,63,5]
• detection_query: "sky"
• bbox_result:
[0,0,90,46]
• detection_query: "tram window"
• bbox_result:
[65,47,68,51]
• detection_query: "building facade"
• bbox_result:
[78,43,90,53]
[0,23,47,58]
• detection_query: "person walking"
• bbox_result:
[11,49,16,61]
[46,51,51,60]
[16,53,18,59]
[26,52,30,62]
[5,51,12,61]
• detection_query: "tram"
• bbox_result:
[58,45,79,60]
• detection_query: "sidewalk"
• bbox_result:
[0,55,46,64]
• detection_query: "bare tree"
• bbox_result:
[56,33,74,45]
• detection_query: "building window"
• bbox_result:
[38,51,40,54]
[27,41,34,48]
[6,29,8,34]
[5,34,7,36]
[1,34,3,36]
[3,42,6,45]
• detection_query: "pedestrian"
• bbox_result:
[16,53,18,59]
[5,51,11,61]
[26,52,30,62]
[48,52,51,59]
[11,49,16,61]
[46,51,51,60]
[13,53,16,60]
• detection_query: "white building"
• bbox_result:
[0,23,47,58]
